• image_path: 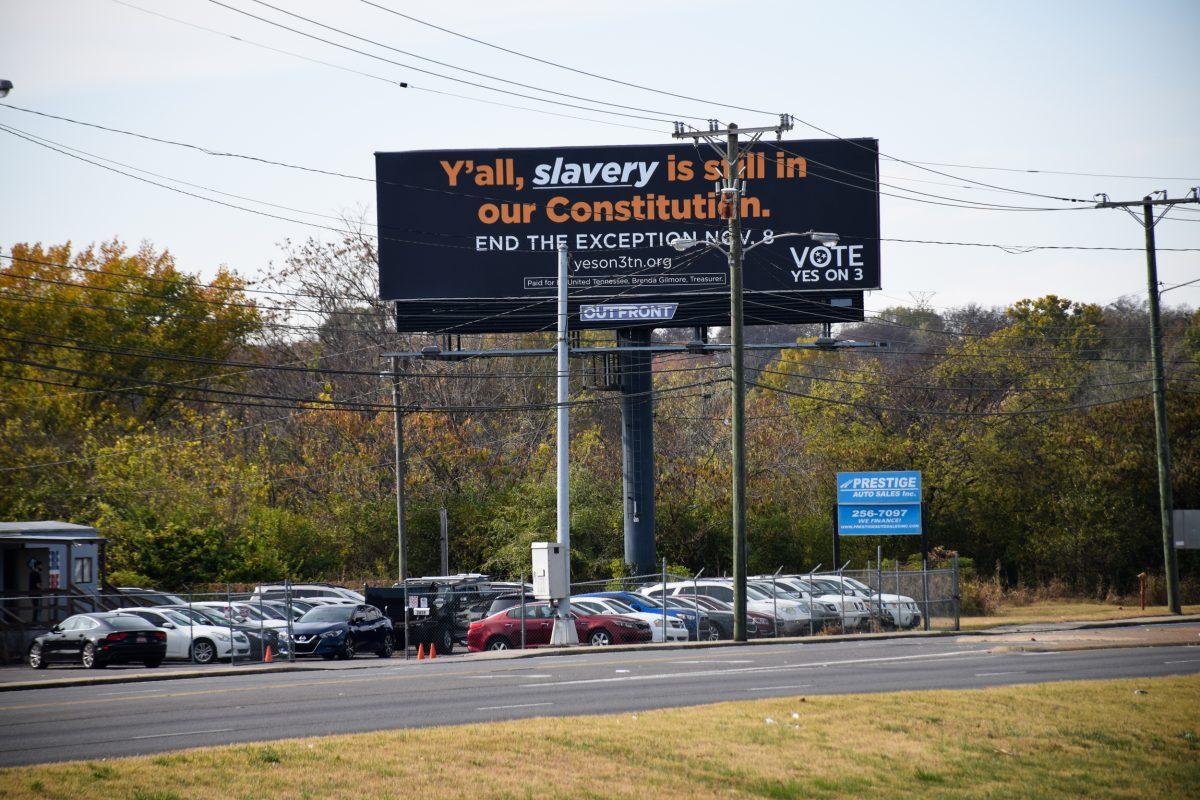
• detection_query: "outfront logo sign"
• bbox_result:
[580,303,678,323]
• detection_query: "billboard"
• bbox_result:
[376,138,880,333]
[836,470,923,536]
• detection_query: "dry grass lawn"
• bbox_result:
[957,600,1200,631]
[2,675,1199,799]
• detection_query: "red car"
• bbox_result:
[467,602,653,651]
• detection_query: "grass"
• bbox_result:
[957,600,1200,630]
[3,675,1199,799]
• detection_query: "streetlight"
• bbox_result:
[0,80,13,98]
[672,228,839,641]
[672,230,840,254]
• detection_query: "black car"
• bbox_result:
[28,612,167,669]
[287,603,393,660]
[365,582,460,654]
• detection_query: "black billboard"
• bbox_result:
[376,138,879,333]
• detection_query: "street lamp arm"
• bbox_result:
[672,229,839,256]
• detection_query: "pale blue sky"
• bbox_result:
[2,0,1197,313]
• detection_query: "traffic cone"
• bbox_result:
[429,643,437,660]
[263,645,273,663]
[416,643,425,660]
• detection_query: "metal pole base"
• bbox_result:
[550,617,579,646]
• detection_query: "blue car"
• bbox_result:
[287,603,394,659]
[580,591,710,640]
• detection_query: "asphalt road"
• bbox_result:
[1,630,1197,767]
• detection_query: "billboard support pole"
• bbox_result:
[551,244,578,646]
[725,123,750,644]
[390,355,407,588]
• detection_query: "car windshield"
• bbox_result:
[161,610,193,626]
[744,585,771,601]
[107,615,153,630]
[811,581,841,593]
[299,606,353,623]
[605,600,638,614]
[247,603,287,620]
[844,578,872,594]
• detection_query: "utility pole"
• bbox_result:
[673,116,795,640]
[550,242,578,645]
[438,507,449,576]
[1096,188,1199,615]
[390,356,407,587]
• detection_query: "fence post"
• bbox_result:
[186,586,195,664]
[952,554,961,632]
[402,580,409,661]
[519,574,527,650]
[226,584,235,666]
[922,559,931,632]
[877,546,883,632]
[771,568,779,639]
[661,558,669,641]
[286,577,295,663]
[838,564,846,634]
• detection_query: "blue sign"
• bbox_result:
[837,470,922,535]
[838,504,922,535]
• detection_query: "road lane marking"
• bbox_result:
[476,702,553,711]
[129,728,235,741]
[746,684,812,691]
[1164,659,1200,664]
[975,671,1026,677]
[677,660,755,664]
[0,647,975,713]
[522,650,991,688]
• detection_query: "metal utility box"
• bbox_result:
[1174,509,1200,549]
[531,542,569,601]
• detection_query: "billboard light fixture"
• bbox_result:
[672,230,840,253]
[0,80,12,98]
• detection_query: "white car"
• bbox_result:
[251,584,365,603]
[641,580,813,636]
[116,607,251,664]
[816,575,922,629]
[192,601,292,632]
[571,597,688,643]
[796,577,872,629]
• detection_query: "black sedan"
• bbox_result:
[287,604,393,659]
[28,613,167,669]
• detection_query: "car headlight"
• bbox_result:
[782,606,798,617]
[618,621,636,629]
[798,602,811,613]
[653,619,663,627]
[214,633,230,642]
[319,628,345,639]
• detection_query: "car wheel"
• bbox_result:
[191,638,217,665]
[706,628,722,642]
[143,659,162,668]
[27,642,47,669]
[485,636,510,651]
[81,642,104,669]
[338,635,356,660]
[377,634,394,658]
[589,629,612,647]
[439,627,454,655]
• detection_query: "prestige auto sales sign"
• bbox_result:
[375,138,880,313]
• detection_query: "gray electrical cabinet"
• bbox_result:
[1173,509,1200,549]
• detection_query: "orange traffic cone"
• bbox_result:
[429,643,437,660]
[263,645,273,663]
[416,643,425,660]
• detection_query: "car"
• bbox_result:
[641,581,812,636]
[466,602,652,651]
[580,591,712,640]
[250,583,365,603]
[675,595,774,639]
[364,582,464,655]
[191,601,292,632]
[161,604,280,659]
[27,612,166,669]
[115,606,251,664]
[762,577,844,630]
[812,574,922,629]
[793,577,872,630]
[571,596,688,642]
[286,603,394,660]
[116,587,187,606]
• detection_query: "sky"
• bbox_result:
[2,0,1198,316]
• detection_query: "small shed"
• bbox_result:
[0,521,106,612]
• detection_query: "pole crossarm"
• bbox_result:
[381,339,885,362]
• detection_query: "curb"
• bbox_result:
[3,614,1195,691]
